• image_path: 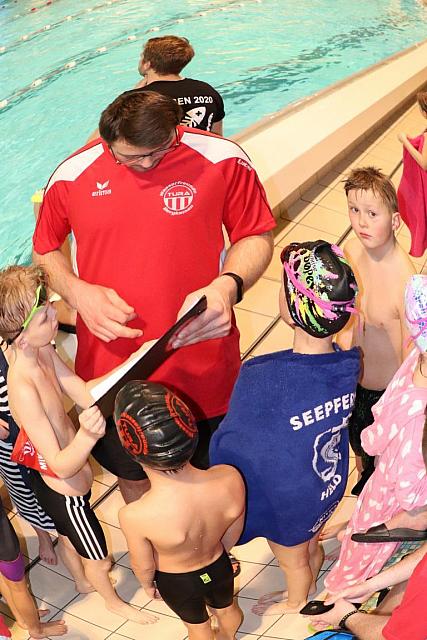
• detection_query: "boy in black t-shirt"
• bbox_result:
[135,35,225,135]
[87,35,224,143]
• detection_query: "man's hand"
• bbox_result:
[307,598,357,631]
[78,406,106,441]
[171,278,236,348]
[75,281,143,342]
[325,581,376,605]
[0,417,10,441]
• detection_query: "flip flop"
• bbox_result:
[228,553,241,578]
[351,523,427,543]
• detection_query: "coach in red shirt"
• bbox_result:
[33,91,275,501]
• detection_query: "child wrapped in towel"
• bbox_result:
[324,274,427,594]
[210,240,360,615]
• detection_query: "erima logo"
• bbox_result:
[92,180,111,197]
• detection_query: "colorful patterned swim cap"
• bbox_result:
[281,240,358,338]
[114,381,198,470]
[405,274,427,353]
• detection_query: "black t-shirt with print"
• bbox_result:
[134,78,225,131]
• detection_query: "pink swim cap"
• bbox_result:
[405,274,427,352]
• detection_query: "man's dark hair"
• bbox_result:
[99,91,182,147]
[142,35,194,75]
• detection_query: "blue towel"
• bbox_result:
[210,346,360,546]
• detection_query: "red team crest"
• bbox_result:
[118,412,148,456]
[160,181,197,216]
[165,391,197,437]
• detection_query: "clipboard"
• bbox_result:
[90,295,207,417]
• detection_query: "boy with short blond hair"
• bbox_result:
[342,166,415,493]
[0,265,156,625]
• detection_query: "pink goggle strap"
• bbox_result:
[404,310,427,349]
[283,262,358,316]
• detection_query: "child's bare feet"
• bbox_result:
[74,572,117,594]
[74,579,95,594]
[29,619,67,638]
[252,597,307,615]
[36,530,57,566]
[107,602,159,624]
[257,586,316,607]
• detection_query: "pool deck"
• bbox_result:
[237,37,427,215]
[1,99,426,640]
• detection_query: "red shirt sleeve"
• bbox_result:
[219,156,275,244]
[33,180,71,255]
[382,554,427,640]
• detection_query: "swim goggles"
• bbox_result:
[7,283,49,345]
[281,248,357,316]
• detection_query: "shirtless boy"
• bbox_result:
[0,265,156,625]
[341,167,415,494]
[115,380,246,640]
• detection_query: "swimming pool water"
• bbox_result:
[1,0,427,267]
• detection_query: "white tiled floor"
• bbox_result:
[2,100,427,639]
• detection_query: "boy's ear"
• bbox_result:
[15,333,28,350]
[141,60,151,74]
[392,211,401,232]
[16,336,26,349]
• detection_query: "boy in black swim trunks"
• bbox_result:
[0,497,66,638]
[0,265,157,625]
[338,167,415,496]
[114,380,246,640]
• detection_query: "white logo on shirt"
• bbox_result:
[181,106,206,128]
[92,180,111,197]
[237,158,252,171]
[37,453,48,471]
[160,181,197,216]
[309,500,340,533]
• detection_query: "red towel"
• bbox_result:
[397,134,427,257]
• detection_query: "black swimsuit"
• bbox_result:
[155,549,233,624]
[0,498,20,563]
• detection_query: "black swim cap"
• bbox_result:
[281,240,358,338]
[114,381,198,470]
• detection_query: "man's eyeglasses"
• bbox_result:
[109,128,180,166]
[7,284,49,345]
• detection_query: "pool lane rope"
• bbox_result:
[0,0,123,54]
[0,0,263,112]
